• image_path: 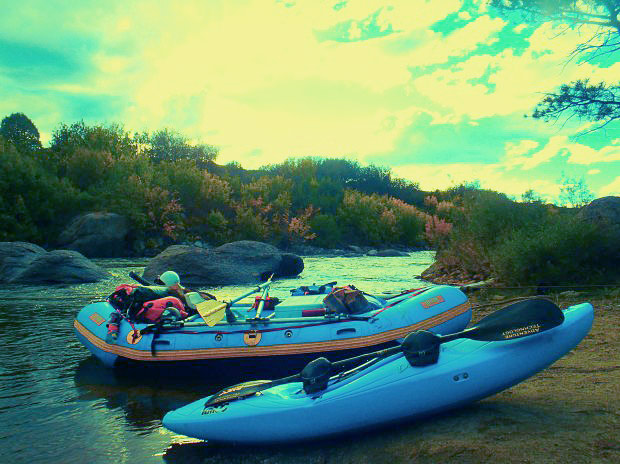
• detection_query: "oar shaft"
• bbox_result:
[254,283,271,319]
[332,345,402,372]
[228,281,272,306]
[205,343,402,406]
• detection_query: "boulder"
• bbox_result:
[57,212,130,258]
[279,253,305,277]
[578,196,620,238]
[579,196,620,261]
[345,245,364,254]
[10,249,110,284]
[367,249,409,257]
[0,241,47,282]
[287,244,330,256]
[143,240,305,286]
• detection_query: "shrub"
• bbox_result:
[310,214,343,248]
[337,190,388,246]
[433,190,549,279]
[491,215,617,285]
[0,138,91,243]
[202,210,230,245]
[153,160,233,239]
[287,206,318,244]
[336,191,427,247]
[232,203,270,241]
[65,147,114,190]
[386,197,428,247]
[97,175,185,241]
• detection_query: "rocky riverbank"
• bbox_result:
[0,240,305,285]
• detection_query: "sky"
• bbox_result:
[1,0,619,202]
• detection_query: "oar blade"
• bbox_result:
[205,380,272,407]
[466,298,565,342]
[196,300,227,327]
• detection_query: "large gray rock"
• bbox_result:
[279,253,305,276]
[578,196,620,238]
[0,241,47,282]
[57,212,130,258]
[10,250,110,283]
[367,249,409,257]
[143,240,304,286]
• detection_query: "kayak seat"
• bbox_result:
[301,357,333,394]
[401,330,441,367]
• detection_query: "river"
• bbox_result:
[0,252,436,464]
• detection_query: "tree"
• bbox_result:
[490,0,620,133]
[0,112,41,153]
[50,121,137,158]
[521,188,545,203]
[140,128,219,164]
[558,172,594,207]
[532,79,620,132]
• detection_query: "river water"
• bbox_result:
[0,252,435,464]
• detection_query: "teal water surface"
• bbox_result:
[0,252,435,464]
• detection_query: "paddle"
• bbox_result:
[192,280,274,326]
[138,280,273,333]
[195,300,228,327]
[204,297,565,407]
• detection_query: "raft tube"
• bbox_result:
[74,285,471,370]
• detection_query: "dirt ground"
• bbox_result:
[162,290,620,464]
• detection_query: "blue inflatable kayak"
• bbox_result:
[163,302,593,443]
[74,284,471,370]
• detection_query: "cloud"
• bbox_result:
[513,24,527,34]
[391,161,560,199]
[599,177,620,196]
[408,15,506,70]
[566,140,620,164]
[504,139,539,157]
[503,136,620,170]
[409,19,620,124]
[504,136,567,170]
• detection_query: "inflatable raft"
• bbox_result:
[74,284,472,370]
[163,301,593,443]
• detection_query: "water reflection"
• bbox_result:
[73,358,208,428]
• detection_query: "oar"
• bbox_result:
[204,297,565,406]
[195,280,273,326]
[253,274,273,320]
[139,280,273,332]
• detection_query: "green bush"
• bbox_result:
[434,190,550,278]
[202,210,230,245]
[310,214,343,248]
[232,204,269,241]
[336,190,388,246]
[0,138,92,243]
[491,215,617,285]
[65,147,114,190]
[335,190,427,247]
